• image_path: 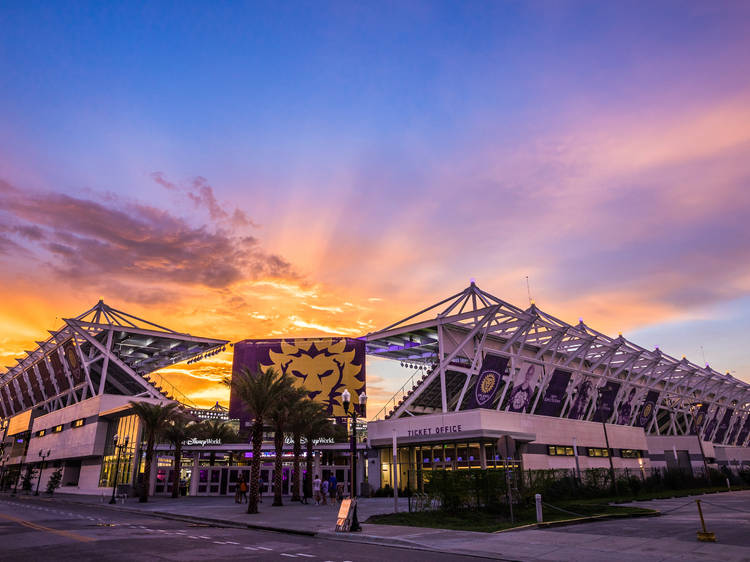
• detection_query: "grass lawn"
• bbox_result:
[366,502,656,533]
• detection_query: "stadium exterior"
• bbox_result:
[0,301,228,496]
[363,282,750,492]
[1,284,749,498]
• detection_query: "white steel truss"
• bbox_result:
[0,301,228,419]
[365,283,750,446]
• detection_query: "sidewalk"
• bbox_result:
[47,489,750,561]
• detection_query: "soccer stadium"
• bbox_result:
[1,284,748,498]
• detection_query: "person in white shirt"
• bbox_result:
[313,475,322,505]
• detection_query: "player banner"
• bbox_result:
[690,402,709,435]
[567,375,594,420]
[508,362,542,413]
[231,338,366,423]
[592,381,621,423]
[467,355,508,410]
[713,409,733,443]
[63,340,85,386]
[536,369,572,417]
[735,416,750,447]
[635,390,660,428]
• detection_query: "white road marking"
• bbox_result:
[225,541,239,544]
[188,536,199,539]
[199,535,210,539]
[243,546,258,550]
[256,546,272,551]
[296,554,315,558]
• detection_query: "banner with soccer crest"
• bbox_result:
[230,338,366,423]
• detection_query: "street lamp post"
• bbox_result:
[0,455,8,492]
[11,459,25,497]
[109,434,130,505]
[341,388,367,533]
[34,449,51,496]
[597,390,619,496]
[341,389,367,498]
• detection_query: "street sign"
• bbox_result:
[335,498,357,532]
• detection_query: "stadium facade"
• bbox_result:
[1,284,749,498]
[0,301,228,495]
[363,282,750,491]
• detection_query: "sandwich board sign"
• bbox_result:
[335,498,357,532]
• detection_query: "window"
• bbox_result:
[588,447,609,457]
[621,449,641,458]
[548,445,575,456]
[52,424,63,433]
[72,418,85,428]
[37,429,46,437]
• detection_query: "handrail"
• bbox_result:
[372,366,435,421]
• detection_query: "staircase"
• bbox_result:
[373,367,435,421]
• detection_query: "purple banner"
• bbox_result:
[25,368,42,404]
[508,362,541,413]
[713,409,733,443]
[231,338,366,424]
[615,387,638,425]
[467,355,508,410]
[63,340,85,386]
[592,381,621,423]
[690,402,709,435]
[536,369,572,417]
[2,385,16,416]
[735,416,750,447]
[49,350,71,392]
[567,376,594,420]
[635,390,660,428]
[726,415,742,446]
[37,361,57,398]
[703,411,720,440]
[0,386,11,417]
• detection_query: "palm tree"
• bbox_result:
[129,401,178,503]
[224,367,293,514]
[303,407,336,503]
[163,412,199,499]
[288,399,323,502]
[198,420,238,466]
[268,386,305,506]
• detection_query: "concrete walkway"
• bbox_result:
[48,490,750,561]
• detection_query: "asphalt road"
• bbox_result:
[0,496,481,562]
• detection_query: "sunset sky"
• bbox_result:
[1,2,749,415]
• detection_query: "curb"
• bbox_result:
[39,494,317,536]
[534,509,660,529]
[316,530,517,561]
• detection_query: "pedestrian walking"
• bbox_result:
[313,474,322,505]
[302,473,311,504]
[328,474,338,506]
[239,477,248,503]
[320,478,329,505]
[235,475,246,504]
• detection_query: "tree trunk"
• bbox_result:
[209,451,216,466]
[171,444,182,499]
[304,437,314,503]
[291,432,302,501]
[140,435,154,503]
[247,422,263,514]
[272,431,284,506]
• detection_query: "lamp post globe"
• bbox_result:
[34,449,51,496]
[109,434,129,504]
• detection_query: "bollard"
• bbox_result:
[726,477,730,492]
[695,499,716,542]
[535,493,543,523]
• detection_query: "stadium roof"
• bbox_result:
[0,301,228,418]
[364,282,750,442]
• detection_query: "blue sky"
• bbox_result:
[1,1,749,407]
